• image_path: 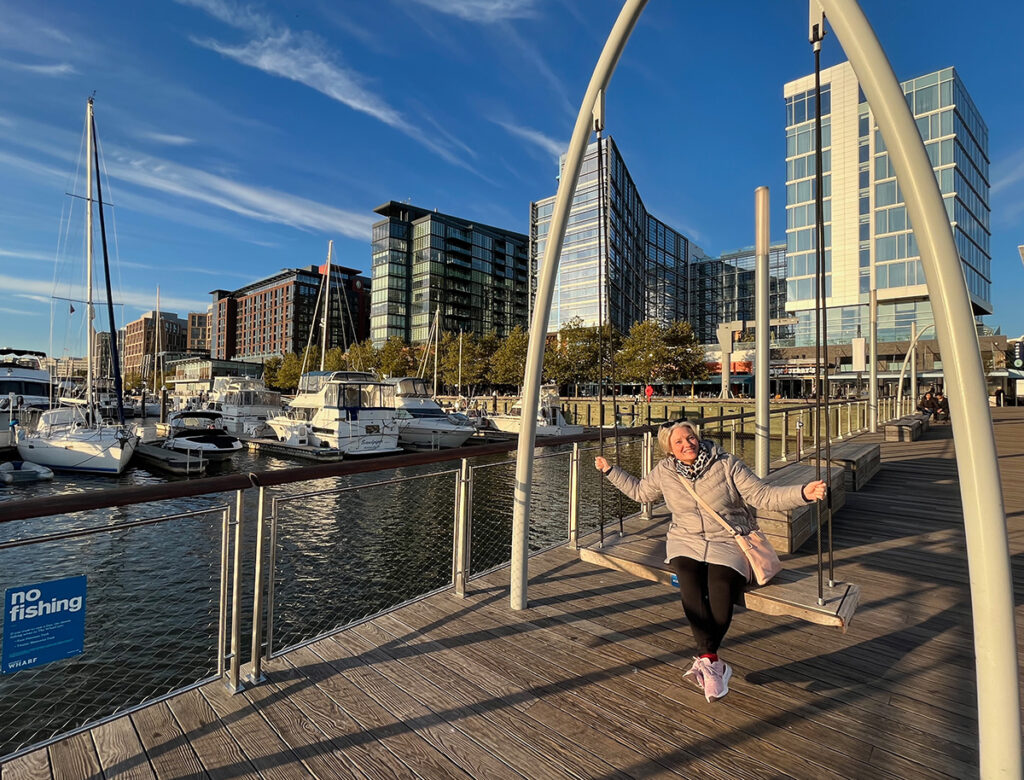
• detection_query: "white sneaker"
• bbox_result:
[699,658,732,702]
[683,657,706,691]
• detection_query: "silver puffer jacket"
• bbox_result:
[605,445,809,579]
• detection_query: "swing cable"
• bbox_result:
[810,11,835,605]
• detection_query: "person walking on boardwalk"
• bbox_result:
[594,420,826,702]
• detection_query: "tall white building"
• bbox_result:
[783,63,990,346]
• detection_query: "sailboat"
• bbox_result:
[17,98,139,474]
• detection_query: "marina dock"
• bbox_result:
[2,408,1022,778]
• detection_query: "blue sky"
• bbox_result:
[1,0,1022,357]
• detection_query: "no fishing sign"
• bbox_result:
[2,576,87,674]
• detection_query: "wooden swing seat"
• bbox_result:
[579,512,860,631]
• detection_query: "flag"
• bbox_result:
[69,303,76,314]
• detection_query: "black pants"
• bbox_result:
[669,556,747,655]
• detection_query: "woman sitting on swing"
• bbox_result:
[595,420,827,702]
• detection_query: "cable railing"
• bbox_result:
[0,397,911,760]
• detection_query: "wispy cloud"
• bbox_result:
[0,306,40,316]
[139,132,196,146]
[0,248,57,263]
[493,120,565,159]
[0,58,77,76]
[992,147,1024,194]
[498,23,575,121]
[181,0,483,175]
[0,118,374,240]
[15,294,51,304]
[407,0,538,23]
[0,274,208,314]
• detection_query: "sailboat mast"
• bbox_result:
[433,306,439,398]
[320,240,332,371]
[85,99,95,420]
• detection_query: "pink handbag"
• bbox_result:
[677,476,782,586]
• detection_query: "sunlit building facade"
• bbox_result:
[783,63,990,347]
[530,137,707,337]
[370,202,530,346]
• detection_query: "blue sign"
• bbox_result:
[2,576,86,674]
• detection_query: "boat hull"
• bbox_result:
[17,428,137,474]
[397,420,475,450]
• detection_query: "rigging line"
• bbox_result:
[95,129,126,329]
[299,257,327,378]
[91,104,127,426]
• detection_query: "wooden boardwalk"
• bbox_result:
[4,408,1024,779]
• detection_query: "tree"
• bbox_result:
[122,370,143,392]
[275,352,303,391]
[545,316,617,395]
[491,325,529,386]
[345,339,378,372]
[378,336,415,377]
[617,319,707,385]
[323,347,346,372]
[439,332,486,393]
[262,356,282,388]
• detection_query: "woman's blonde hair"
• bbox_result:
[657,419,701,455]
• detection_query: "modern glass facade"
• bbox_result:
[783,63,990,346]
[689,244,790,345]
[530,137,705,336]
[370,202,530,346]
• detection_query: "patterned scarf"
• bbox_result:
[674,439,716,481]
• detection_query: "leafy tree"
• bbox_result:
[122,370,143,393]
[298,344,320,374]
[275,352,303,391]
[478,330,500,384]
[345,339,378,372]
[323,347,346,372]
[378,336,415,377]
[262,356,282,388]
[617,319,707,385]
[545,316,618,395]
[491,325,529,387]
[439,332,485,393]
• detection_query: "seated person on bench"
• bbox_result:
[917,391,938,418]
[934,392,950,422]
[594,420,826,704]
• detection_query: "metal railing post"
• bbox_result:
[226,490,245,693]
[730,419,737,453]
[246,486,268,685]
[781,410,789,462]
[568,442,581,546]
[217,507,230,680]
[640,432,653,520]
[797,415,804,462]
[453,458,472,598]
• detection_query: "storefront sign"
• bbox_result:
[2,576,86,674]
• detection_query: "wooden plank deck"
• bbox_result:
[4,408,1024,779]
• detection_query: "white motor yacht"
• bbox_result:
[388,377,476,450]
[486,384,584,437]
[161,410,242,462]
[204,377,282,434]
[0,349,52,410]
[267,371,401,456]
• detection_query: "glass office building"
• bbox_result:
[783,63,990,346]
[370,202,530,346]
[688,243,790,344]
[530,137,706,337]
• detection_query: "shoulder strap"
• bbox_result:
[676,473,739,537]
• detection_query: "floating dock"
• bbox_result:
[133,441,207,476]
[237,435,345,461]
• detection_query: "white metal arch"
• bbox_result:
[509,1,1020,774]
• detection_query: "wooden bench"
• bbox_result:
[578,512,860,631]
[754,462,846,554]
[808,440,881,492]
[909,411,931,432]
[884,416,922,441]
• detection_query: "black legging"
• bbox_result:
[669,556,747,655]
